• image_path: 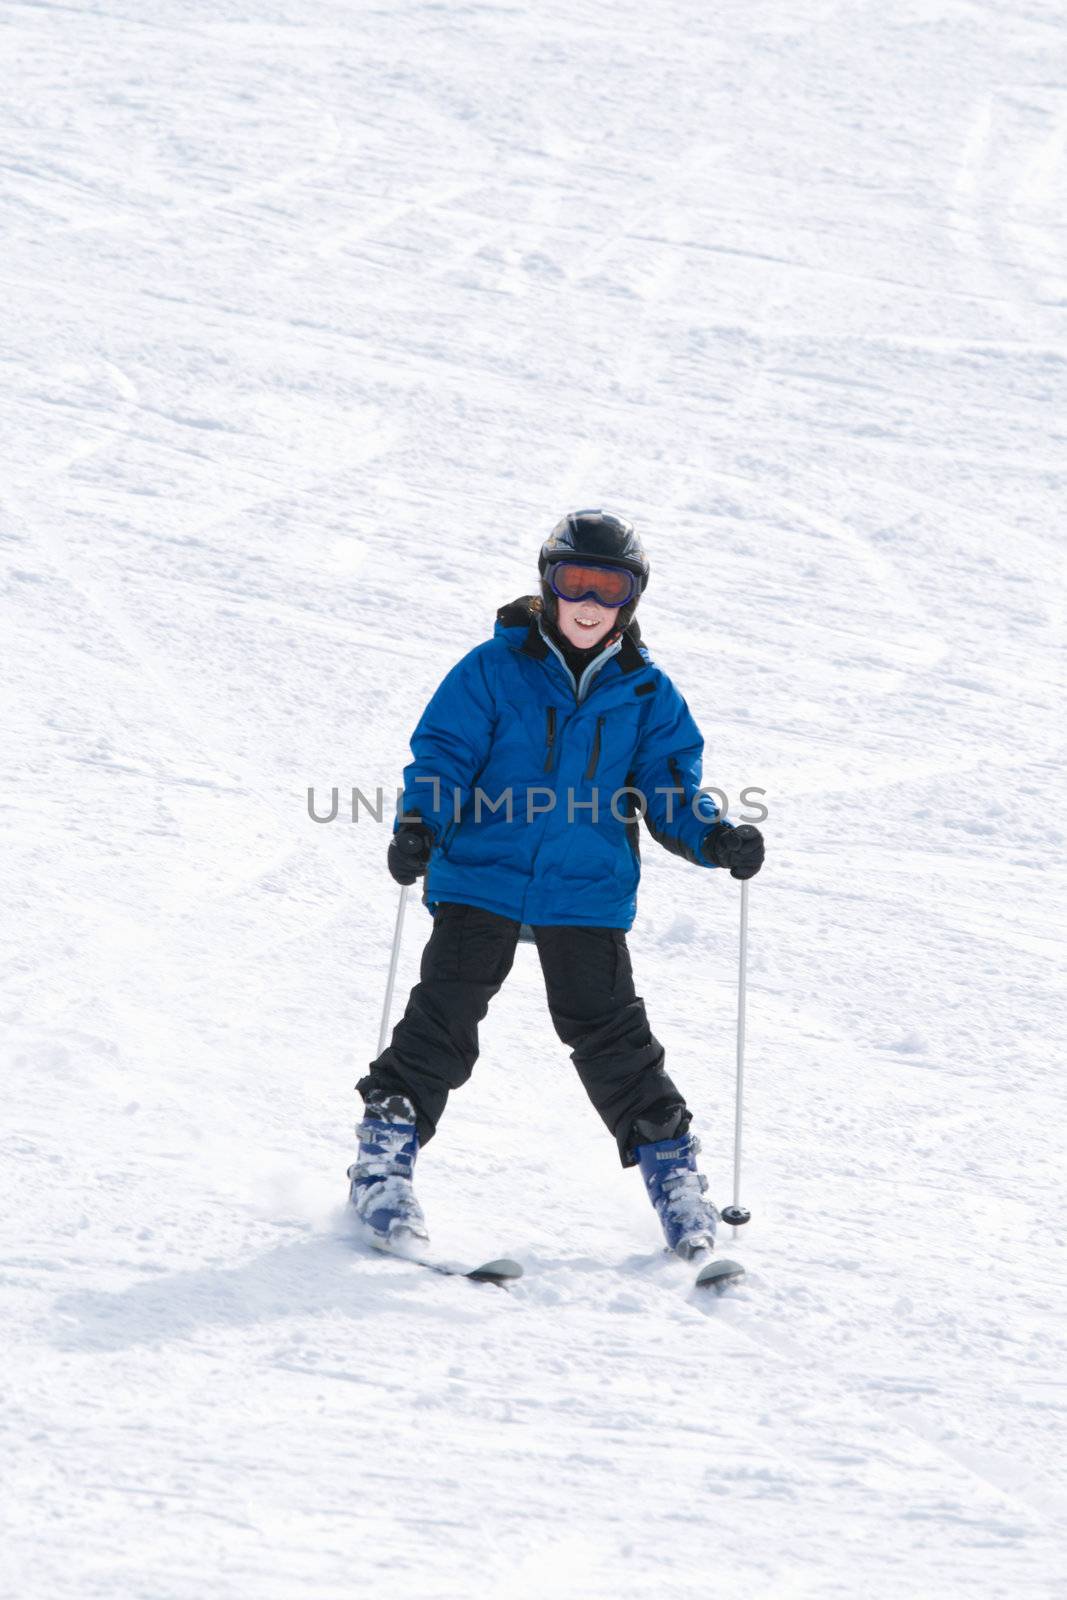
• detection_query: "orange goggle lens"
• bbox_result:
[548,562,636,607]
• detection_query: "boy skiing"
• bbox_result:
[349,510,764,1261]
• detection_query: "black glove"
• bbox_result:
[702,822,765,880]
[388,820,434,885]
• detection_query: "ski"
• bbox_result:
[693,1256,746,1293]
[370,1240,523,1288]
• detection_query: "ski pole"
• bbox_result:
[377,882,410,1055]
[721,878,752,1236]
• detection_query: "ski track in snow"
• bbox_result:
[2,1,1066,1596]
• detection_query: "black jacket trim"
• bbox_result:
[497,596,549,658]
[615,631,645,675]
[642,810,704,866]
[640,755,705,865]
[498,596,645,669]
[498,596,538,629]
[543,705,557,772]
[620,775,642,864]
[583,715,604,780]
[522,620,549,659]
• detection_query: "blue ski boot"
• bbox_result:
[347,1093,429,1249]
[635,1130,719,1260]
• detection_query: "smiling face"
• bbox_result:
[556,595,615,649]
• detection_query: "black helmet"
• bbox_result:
[538,509,650,591]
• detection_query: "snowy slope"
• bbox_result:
[3,0,1066,1595]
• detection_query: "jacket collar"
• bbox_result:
[613,629,646,675]
[495,596,646,675]
[538,620,622,703]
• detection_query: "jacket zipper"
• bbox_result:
[584,715,605,781]
[543,705,557,772]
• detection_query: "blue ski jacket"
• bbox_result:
[395,598,731,929]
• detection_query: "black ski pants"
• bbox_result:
[357,901,689,1167]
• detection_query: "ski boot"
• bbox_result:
[347,1092,429,1249]
[634,1120,719,1261]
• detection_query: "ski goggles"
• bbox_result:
[547,561,637,608]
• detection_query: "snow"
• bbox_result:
[2,0,1066,1595]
